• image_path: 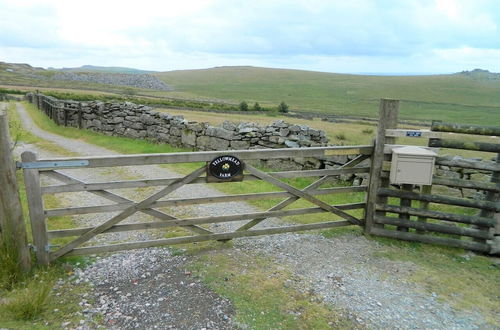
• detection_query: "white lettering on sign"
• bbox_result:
[406,131,422,137]
[211,156,240,166]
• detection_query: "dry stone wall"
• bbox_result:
[27,93,346,171]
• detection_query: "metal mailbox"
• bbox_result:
[390,146,437,185]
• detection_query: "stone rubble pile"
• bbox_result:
[50,72,172,91]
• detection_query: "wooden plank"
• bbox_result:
[21,151,50,266]
[429,139,500,153]
[365,99,400,234]
[376,204,496,227]
[435,156,500,172]
[245,164,362,226]
[42,170,212,235]
[378,187,500,212]
[477,153,499,244]
[385,129,441,139]
[432,177,500,193]
[50,166,206,260]
[49,205,361,238]
[0,107,31,271]
[369,227,490,253]
[41,167,370,194]
[60,220,354,258]
[416,185,432,234]
[374,216,492,240]
[397,184,413,232]
[431,122,500,136]
[45,186,367,217]
[32,145,373,169]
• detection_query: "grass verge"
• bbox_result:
[188,249,358,329]
[373,239,499,326]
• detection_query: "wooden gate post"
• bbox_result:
[0,104,31,271]
[365,99,400,234]
[21,151,50,266]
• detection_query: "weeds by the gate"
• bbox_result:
[0,102,89,328]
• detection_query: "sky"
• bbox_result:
[0,0,499,74]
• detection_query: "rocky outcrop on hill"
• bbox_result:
[50,72,172,91]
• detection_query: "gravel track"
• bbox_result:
[15,102,491,329]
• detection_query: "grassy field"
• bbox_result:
[2,62,499,125]
[154,66,500,125]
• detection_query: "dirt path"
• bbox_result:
[15,102,489,329]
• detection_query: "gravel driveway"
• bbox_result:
[15,102,490,329]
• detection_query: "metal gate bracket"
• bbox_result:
[17,160,89,170]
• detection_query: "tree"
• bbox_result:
[253,102,262,111]
[239,101,249,111]
[278,101,289,113]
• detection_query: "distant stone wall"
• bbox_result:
[26,93,345,171]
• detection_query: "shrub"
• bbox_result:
[278,101,289,113]
[239,101,249,111]
[335,132,346,141]
[253,102,262,111]
[3,275,52,320]
[362,128,374,135]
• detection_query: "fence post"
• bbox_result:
[481,153,499,246]
[21,151,50,266]
[0,104,31,271]
[365,99,400,234]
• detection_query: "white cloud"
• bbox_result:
[0,0,499,73]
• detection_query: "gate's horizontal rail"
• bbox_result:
[429,139,500,153]
[45,185,366,217]
[369,227,490,253]
[374,216,492,240]
[378,188,500,212]
[376,204,496,227]
[49,205,361,238]
[30,145,372,170]
[58,220,354,258]
[41,167,370,194]
[431,122,500,136]
[435,156,500,172]
[430,177,500,193]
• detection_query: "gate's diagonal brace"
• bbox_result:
[245,164,361,225]
[44,170,212,235]
[51,166,207,260]
[236,154,369,231]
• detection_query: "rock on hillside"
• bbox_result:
[51,72,172,91]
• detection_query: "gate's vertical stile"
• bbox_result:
[21,151,50,266]
[478,153,499,244]
[365,99,400,234]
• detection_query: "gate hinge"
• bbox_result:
[29,244,58,252]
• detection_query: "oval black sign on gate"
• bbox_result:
[208,155,243,180]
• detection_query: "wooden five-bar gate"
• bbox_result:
[19,146,371,265]
[15,98,500,266]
